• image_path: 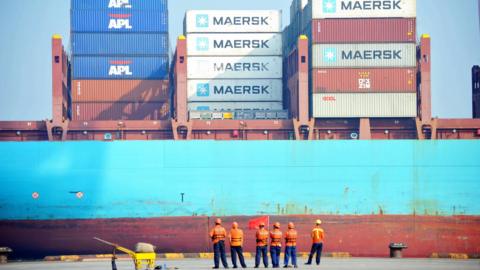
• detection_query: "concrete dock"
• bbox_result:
[1,258,479,270]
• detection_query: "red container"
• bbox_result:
[312,68,417,93]
[309,18,416,43]
[72,80,170,102]
[72,102,170,121]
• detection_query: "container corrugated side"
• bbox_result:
[72,56,169,80]
[72,33,168,56]
[72,102,170,121]
[188,102,283,111]
[187,56,282,79]
[71,10,168,33]
[312,93,417,118]
[312,68,416,93]
[187,79,283,102]
[71,0,167,10]
[312,43,416,68]
[309,0,416,19]
[71,80,169,102]
[186,33,282,56]
[184,10,281,33]
[308,18,416,43]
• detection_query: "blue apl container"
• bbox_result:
[72,33,169,56]
[73,56,169,79]
[71,10,168,33]
[71,0,168,10]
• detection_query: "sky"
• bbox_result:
[0,0,479,120]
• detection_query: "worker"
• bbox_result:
[305,219,325,265]
[283,222,298,268]
[270,222,282,268]
[229,222,247,268]
[254,222,269,268]
[209,218,229,269]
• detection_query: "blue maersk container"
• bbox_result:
[73,56,169,80]
[72,33,169,55]
[71,10,168,33]
[71,0,168,10]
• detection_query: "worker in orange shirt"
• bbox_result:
[305,219,325,265]
[283,222,298,268]
[209,218,229,269]
[229,222,247,268]
[270,222,282,268]
[255,222,269,268]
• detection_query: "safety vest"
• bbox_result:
[256,228,269,247]
[312,227,325,244]
[210,225,226,244]
[230,228,243,247]
[285,229,298,247]
[270,229,282,247]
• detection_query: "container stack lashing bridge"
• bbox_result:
[94,237,157,270]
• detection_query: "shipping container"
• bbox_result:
[187,79,283,102]
[71,10,168,33]
[312,68,416,93]
[186,33,282,56]
[72,56,169,80]
[187,56,282,79]
[307,18,416,43]
[72,102,170,121]
[71,0,168,10]
[184,10,282,33]
[71,80,169,102]
[188,102,283,111]
[71,33,169,56]
[306,0,416,19]
[312,93,417,118]
[312,43,416,68]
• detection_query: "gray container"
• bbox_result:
[312,43,417,68]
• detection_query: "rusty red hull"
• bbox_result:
[1,215,479,259]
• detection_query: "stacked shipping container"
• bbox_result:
[184,10,284,114]
[70,0,170,121]
[287,0,418,118]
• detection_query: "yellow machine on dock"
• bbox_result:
[94,237,156,270]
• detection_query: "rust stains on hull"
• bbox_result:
[0,215,479,259]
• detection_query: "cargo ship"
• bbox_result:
[1,0,480,259]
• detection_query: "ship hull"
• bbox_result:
[1,215,479,258]
[0,140,479,258]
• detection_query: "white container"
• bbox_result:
[188,102,283,111]
[312,43,416,68]
[309,0,416,19]
[312,93,417,118]
[186,33,282,56]
[187,79,283,102]
[184,10,282,33]
[187,56,282,79]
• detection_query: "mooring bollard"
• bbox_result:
[389,243,408,258]
[0,247,12,264]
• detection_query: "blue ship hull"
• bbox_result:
[0,140,479,258]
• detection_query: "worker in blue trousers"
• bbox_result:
[255,222,269,268]
[270,222,282,268]
[305,219,325,266]
[209,218,229,269]
[283,222,298,268]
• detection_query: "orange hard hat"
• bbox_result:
[259,222,265,227]
[274,222,280,228]
[316,219,322,225]
[232,222,238,229]
[288,222,295,229]
[215,218,222,225]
